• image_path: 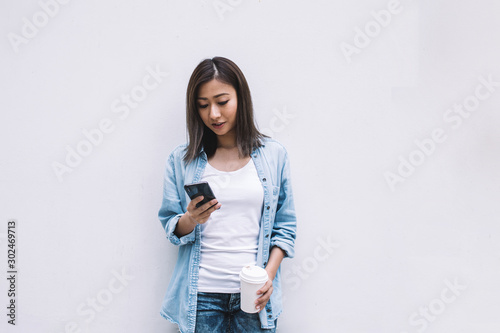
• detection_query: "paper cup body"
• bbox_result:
[239,265,269,313]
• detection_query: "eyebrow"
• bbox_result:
[197,93,229,100]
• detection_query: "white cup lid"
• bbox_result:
[239,265,268,283]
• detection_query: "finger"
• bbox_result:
[255,291,271,311]
[257,280,272,296]
[210,202,222,211]
[255,283,273,310]
[190,196,209,212]
[188,195,204,211]
[193,195,205,205]
[199,199,219,213]
[193,206,217,226]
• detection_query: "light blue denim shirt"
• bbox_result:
[158,137,297,333]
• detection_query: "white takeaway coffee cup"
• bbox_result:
[239,265,269,313]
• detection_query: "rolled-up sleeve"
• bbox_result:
[270,151,297,258]
[158,153,196,246]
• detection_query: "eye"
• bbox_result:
[218,100,229,106]
[198,104,209,109]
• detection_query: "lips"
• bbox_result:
[212,122,225,129]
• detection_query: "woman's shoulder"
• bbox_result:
[260,137,288,155]
[167,142,189,163]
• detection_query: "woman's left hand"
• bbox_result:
[255,278,273,312]
[254,247,285,312]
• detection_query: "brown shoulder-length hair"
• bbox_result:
[183,56,267,164]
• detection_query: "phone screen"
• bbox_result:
[184,181,217,208]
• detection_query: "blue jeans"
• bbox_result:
[195,292,277,333]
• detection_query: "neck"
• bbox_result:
[216,132,236,149]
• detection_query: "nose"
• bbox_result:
[209,104,221,120]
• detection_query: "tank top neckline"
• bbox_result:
[206,158,253,174]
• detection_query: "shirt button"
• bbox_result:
[268,314,272,319]
[262,178,266,181]
[265,234,269,238]
[266,206,270,210]
[263,262,267,266]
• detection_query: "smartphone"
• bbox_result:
[184,181,217,209]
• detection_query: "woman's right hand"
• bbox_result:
[185,196,221,225]
[174,196,221,237]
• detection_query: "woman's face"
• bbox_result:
[197,79,238,139]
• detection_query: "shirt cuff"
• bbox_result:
[166,214,196,245]
[270,239,294,259]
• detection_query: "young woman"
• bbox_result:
[158,57,297,333]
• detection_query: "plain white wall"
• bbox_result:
[1,0,500,332]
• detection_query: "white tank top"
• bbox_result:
[197,158,264,293]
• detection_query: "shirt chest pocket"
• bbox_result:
[270,185,280,211]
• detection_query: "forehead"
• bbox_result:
[198,79,236,97]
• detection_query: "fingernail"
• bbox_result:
[256,306,260,311]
